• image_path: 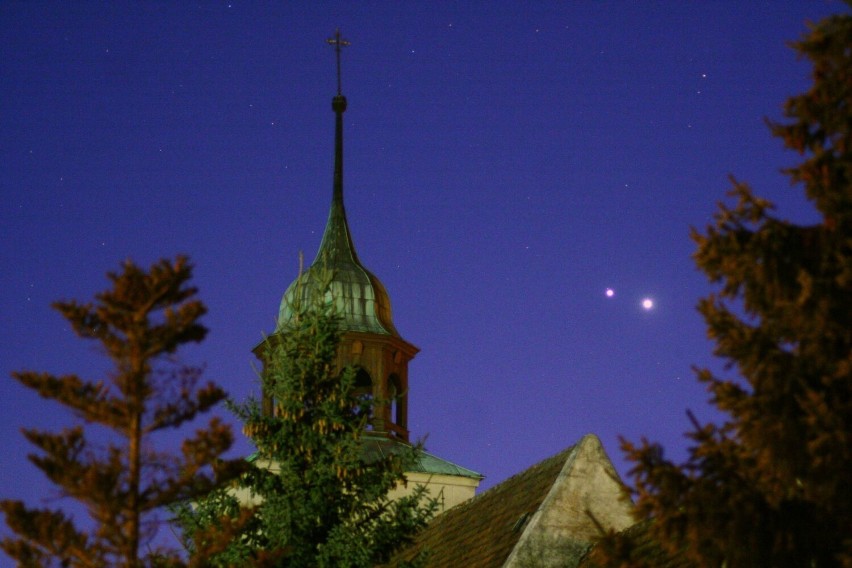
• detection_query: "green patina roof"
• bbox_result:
[411,449,483,478]
[244,435,483,480]
[362,435,484,480]
[277,94,399,337]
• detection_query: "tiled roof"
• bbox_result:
[387,445,578,567]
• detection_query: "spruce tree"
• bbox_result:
[592,9,852,568]
[176,269,435,567]
[1,256,246,567]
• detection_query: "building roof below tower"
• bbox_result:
[386,434,635,568]
[362,434,483,479]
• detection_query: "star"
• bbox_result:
[605,288,615,298]
[642,298,654,310]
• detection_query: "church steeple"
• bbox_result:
[277,30,399,337]
[308,31,362,281]
[314,29,359,269]
[261,31,418,441]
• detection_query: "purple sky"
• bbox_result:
[1,0,844,549]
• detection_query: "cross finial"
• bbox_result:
[326,29,350,96]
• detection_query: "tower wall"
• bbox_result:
[338,331,418,442]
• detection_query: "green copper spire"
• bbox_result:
[277,31,399,337]
[316,29,357,268]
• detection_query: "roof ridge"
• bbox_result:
[467,444,577,502]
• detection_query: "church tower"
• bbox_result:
[253,32,482,511]
[255,30,417,442]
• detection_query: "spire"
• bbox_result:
[328,29,349,212]
[277,29,403,338]
[314,29,357,267]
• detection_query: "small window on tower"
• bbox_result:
[352,367,374,429]
[389,373,402,426]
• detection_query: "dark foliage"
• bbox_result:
[175,268,436,567]
[1,257,246,567]
[593,8,852,568]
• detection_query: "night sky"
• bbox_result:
[1,0,844,549]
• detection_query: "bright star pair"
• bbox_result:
[605,288,654,310]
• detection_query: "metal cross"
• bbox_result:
[326,29,350,95]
